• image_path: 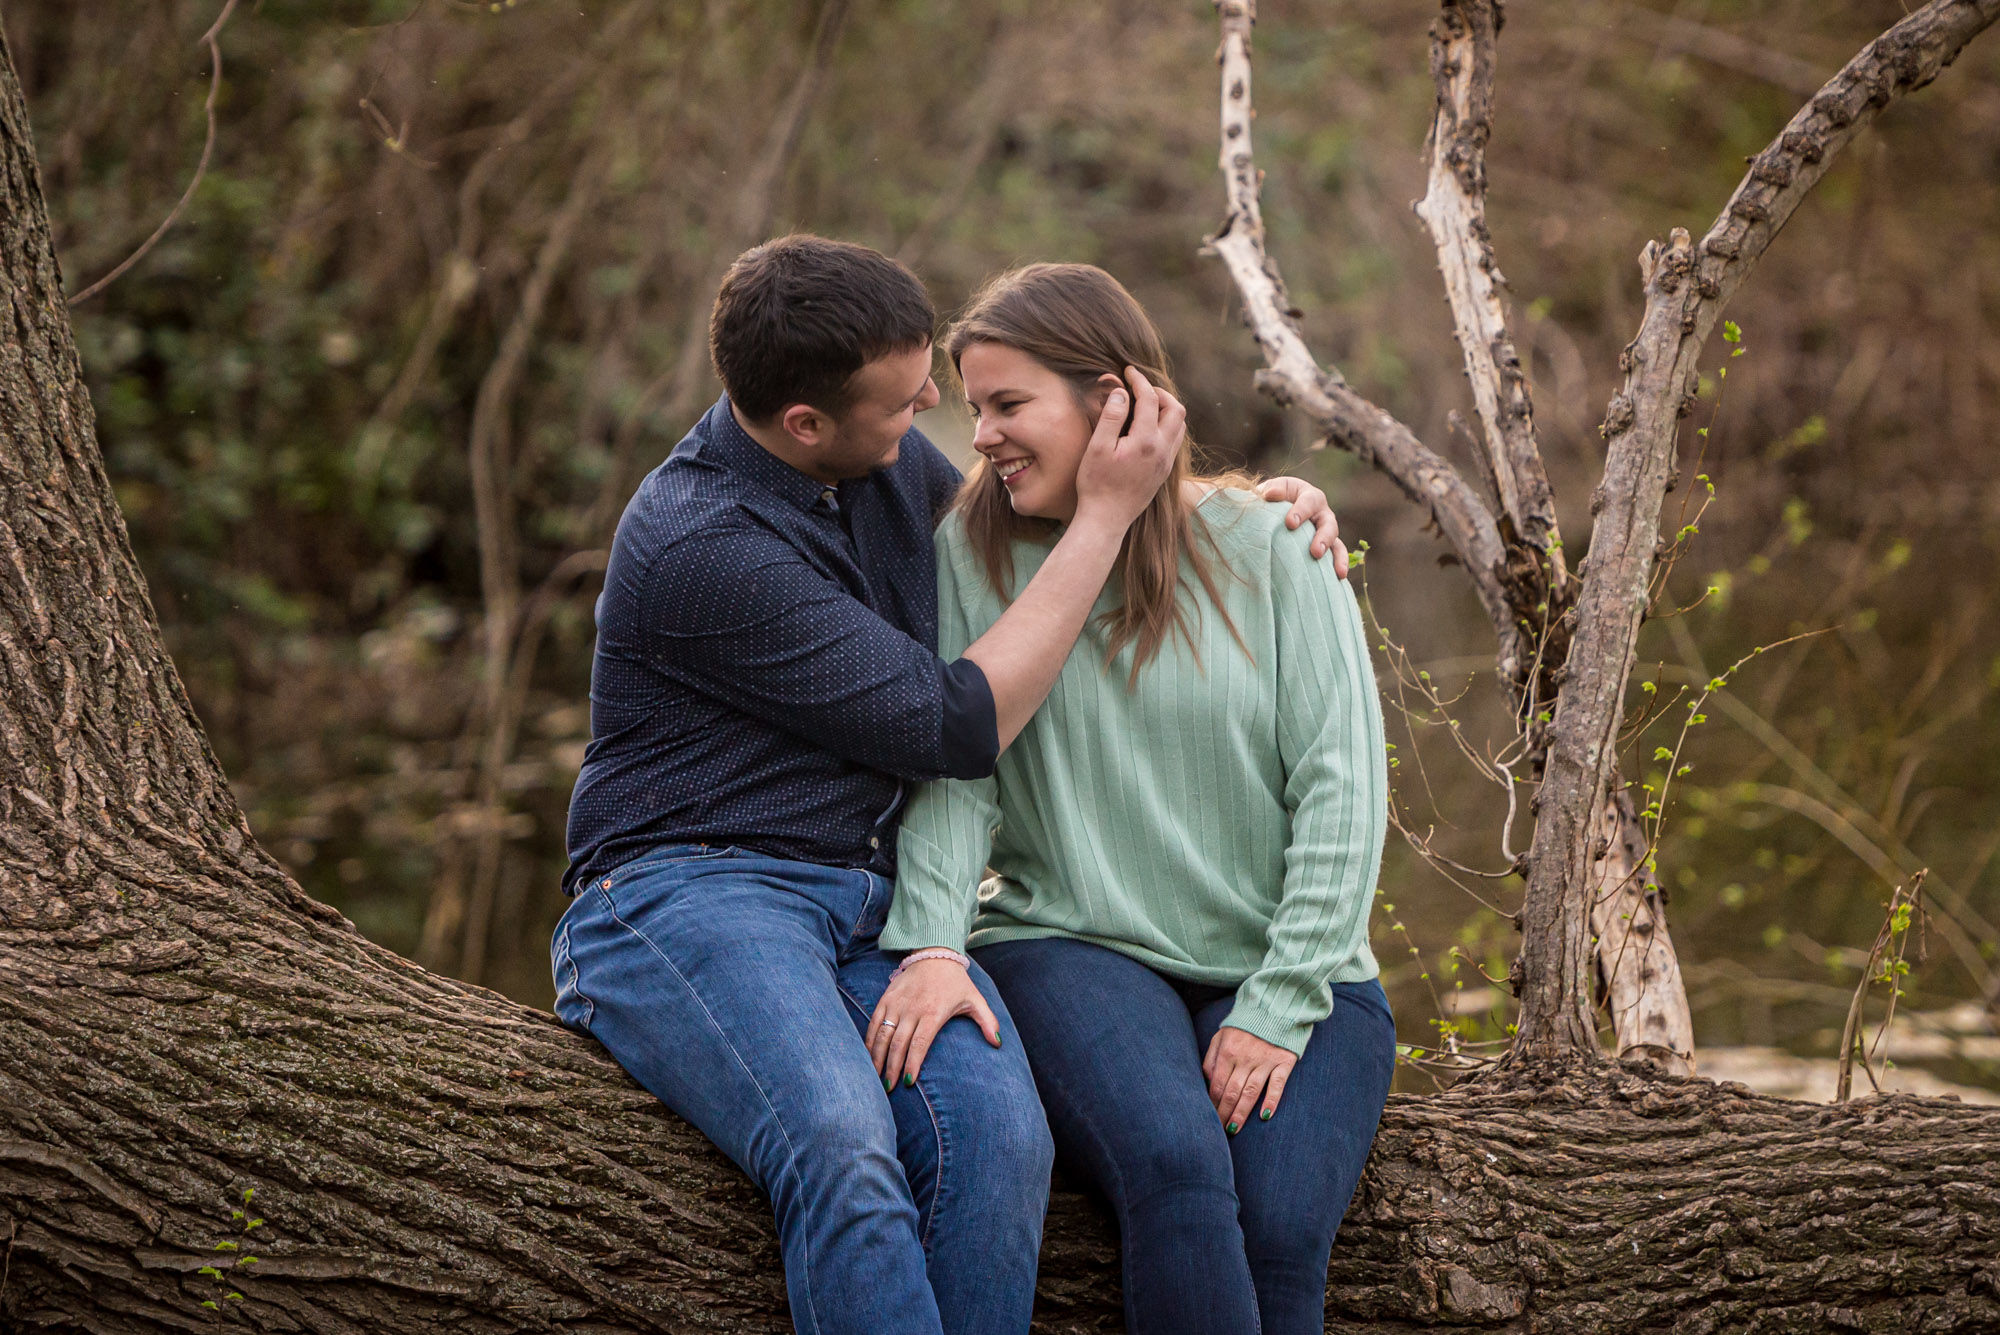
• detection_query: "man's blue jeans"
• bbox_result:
[976,936,1395,1335]
[553,845,1054,1335]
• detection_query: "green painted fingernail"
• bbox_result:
[1260,1108,1272,1121]
[884,1076,894,1091]
[1227,1121,1239,1135]
[903,1072,915,1087]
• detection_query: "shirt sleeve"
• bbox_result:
[1222,516,1390,1056]
[884,531,1002,952]
[638,518,997,782]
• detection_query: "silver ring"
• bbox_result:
[880,1020,898,1030]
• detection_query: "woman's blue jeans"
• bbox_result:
[553,845,1054,1335]
[976,936,1395,1335]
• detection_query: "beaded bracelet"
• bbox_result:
[891,946,970,979]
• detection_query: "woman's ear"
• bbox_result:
[1089,371,1127,414]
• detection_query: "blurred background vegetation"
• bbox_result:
[10,0,1998,1092]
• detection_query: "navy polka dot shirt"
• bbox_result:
[562,396,999,895]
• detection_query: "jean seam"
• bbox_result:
[553,919,594,1028]
[837,981,945,1253]
[847,869,881,954]
[598,885,828,1335]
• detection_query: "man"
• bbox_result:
[552,235,1344,1335]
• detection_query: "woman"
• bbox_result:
[869,263,1394,1334]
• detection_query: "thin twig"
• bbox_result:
[1837,872,1927,1101]
[69,0,243,306]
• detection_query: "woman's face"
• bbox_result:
[959,341,1108,523]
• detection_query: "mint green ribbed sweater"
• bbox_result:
[883,491,1388,1056]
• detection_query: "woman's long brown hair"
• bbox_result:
[945,263,1254,686]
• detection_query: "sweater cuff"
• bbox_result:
[1218,998,1316,1058]
[881,830,978,954]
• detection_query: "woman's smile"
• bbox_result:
[959,340,1097,521]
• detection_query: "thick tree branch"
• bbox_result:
[1510,0,2000,1064]
[1586,788,1691,1069]
[1416,0,1696,1075]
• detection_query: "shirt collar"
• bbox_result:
[696,395,838,514]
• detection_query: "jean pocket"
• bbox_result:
[551,920,595,1031]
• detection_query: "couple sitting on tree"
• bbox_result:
[552,234,1393,1335]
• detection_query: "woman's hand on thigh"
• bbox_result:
[1202,1026,1298,1134]
[868,959,1002,1089]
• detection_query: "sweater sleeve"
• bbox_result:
[1222,516,1389,1056]
[883,522,1002,953]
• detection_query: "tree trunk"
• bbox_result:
[1413,0,1694,1073]
[4,14,2000,1335]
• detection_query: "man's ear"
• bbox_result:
[779,403,829,449]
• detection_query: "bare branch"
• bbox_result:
[67,0,242,306]
[356,1,651,479]
[1205,0,1525,672]
[1206,3,1341,398]
[1414,4,1690,1065]
[1685,0,2000,347]
[1413,0,1563,570]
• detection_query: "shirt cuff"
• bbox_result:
[938,657,999,779]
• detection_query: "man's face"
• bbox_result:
[814,342,941,479]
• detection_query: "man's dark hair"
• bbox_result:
[709,235,936,422]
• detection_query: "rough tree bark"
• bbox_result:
[5,7,2000,1335]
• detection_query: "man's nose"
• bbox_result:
[917,377,942,412]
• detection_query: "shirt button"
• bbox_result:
[869,836,880,849]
